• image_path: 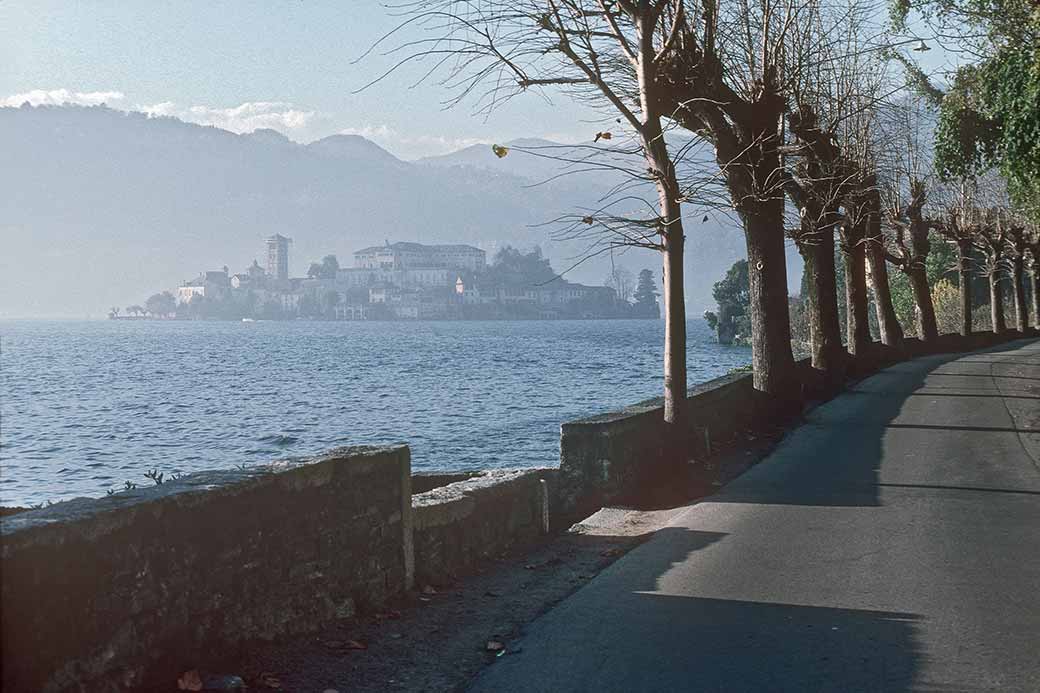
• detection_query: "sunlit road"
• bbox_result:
[470,338,1040,692]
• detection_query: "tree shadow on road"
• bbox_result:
[473,526,929,693]
[701,339,1037,508]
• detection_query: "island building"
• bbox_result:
[176,268,230,304]
[172,237,640,320]
[353,241,486,272]
[266,234,292,281]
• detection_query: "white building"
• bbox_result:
[354,242,486,272]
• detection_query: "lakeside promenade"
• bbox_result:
[471,338,1040,692]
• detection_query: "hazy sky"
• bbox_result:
[1,1,957,160]
[0,0,605,159]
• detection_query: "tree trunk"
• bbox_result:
[1011,256,1029,332]
[957,240,973,336]
[990,273,1006,333]
[661,226,687,424]
[634,14,687,427]
[866,241,904,348]
[799,230,845,381]
[842,225,871,356]
[1032,267,1040,329]
[745,202,797,396]
[908,266,939,340]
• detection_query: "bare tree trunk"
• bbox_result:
[866,239,903,348]
[908,266,939,340]
[745,201,797,396]
[1011,256,1029,332]
[990,273,1006,333]
[799,231,845,380]
[957,240,973,336]
[634,18,686,427]
[1032,267,1040,328]
[661,216,687,424]
[842,224,871,356]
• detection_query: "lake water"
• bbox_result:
[0,319,750,506]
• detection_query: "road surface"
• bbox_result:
[471,338,1040,692]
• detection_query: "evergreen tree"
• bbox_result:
[633,269,660,318]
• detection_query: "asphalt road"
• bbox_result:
[470,338,1040,693]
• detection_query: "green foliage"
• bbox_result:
[632,269,660,318]
[145,291,177,316]
[489,245,557,285]
[633,269,658,303]
[708,260,750,344]
[307,254,341,279]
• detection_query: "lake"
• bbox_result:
[0,319,750,506]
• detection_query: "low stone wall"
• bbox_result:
[1,445,413,693]
[412,469,555,587]
[557,330,1038,518]
[557,370,766,520]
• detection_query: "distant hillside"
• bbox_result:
[0,104,754,317]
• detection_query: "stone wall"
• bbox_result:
[556,371,764,520]
[412,469,555,587]
[1,445,412,693]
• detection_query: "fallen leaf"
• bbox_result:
[581,216,594,225]
[421,585,438,595]
[491,144,509,158]
[600,548,623,557]
[486,640,506,652]
[177,670,203,691]
[345,639,368,650]
[257,672,282,689]
[594,131,613,142]
[524,564,538,570]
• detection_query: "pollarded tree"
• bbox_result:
[1006,221,1032,332]
[783,104,849,377]
[883,178,940,341]
[876,97,943,342]
[975,207,1011,334]
[1028,232,1040,326]
[934,181,983,336]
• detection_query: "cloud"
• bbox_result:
[142,100,317,134]
[340,124,486,158]
[2,88,126,107]
[4,89,317,137]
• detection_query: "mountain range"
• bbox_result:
[0,104,769,318]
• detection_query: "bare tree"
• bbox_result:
[605,264,635,303]
[975,208,1010,334]
[368,0,707,424]
[1029,232,1040,327]
[934,181,982,336]
[1006,221,1032,332]
[783,104,848,380]
[877,98,942,342]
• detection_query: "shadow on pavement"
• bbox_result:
[696,340,1035,508]
[472,526,929,693]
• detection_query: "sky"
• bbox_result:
[0,1,958,160]
[0,0,604,159]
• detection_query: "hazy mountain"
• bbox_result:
[0,104,756,318]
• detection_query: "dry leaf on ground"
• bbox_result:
[177,670,203,691]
